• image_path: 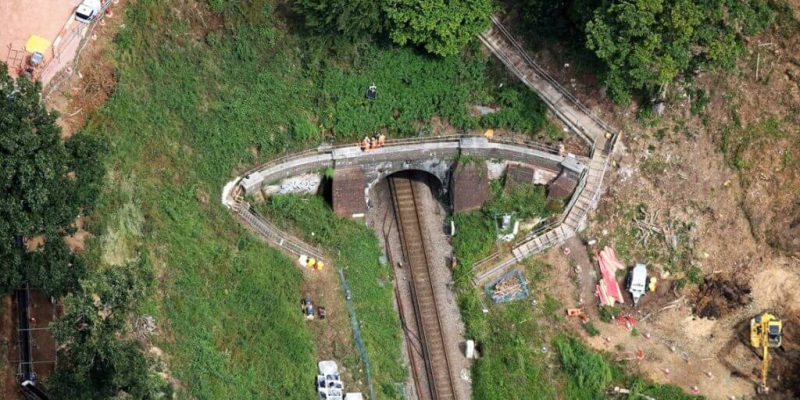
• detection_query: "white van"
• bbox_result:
[627,263,648,305]
[75,0,102,24]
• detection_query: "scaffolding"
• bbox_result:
[13,283,58,399]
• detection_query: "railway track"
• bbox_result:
[389,172,457,400]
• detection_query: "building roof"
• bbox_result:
[547,171,578,201]
[332,167,366,217]
[451,161,489,213]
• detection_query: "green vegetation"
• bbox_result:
[294,0,492,57]
[0,67,105,294]
[470,296,558,399]
[484,184,549,220]
[599,305,621,323]
[384,0,492,57]
[451,212,496,283]
[54,0,555,396]
[451,180,551,286]
[256,195,406,398]
[517,0,778,103]
[555,336,614,398]
[49,259,171,399]
[582,321,600,337]
[312,44,554,139]
[316,45,486,138]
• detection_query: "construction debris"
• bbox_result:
[616,314,638,330]
[595,247,625,306]
[566,307,590,323]
[485,270,529,304]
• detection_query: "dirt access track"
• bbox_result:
[0,0,106,86]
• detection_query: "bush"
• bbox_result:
[554,336,614,399]
[582,321,600,337]
[599,306,620,323]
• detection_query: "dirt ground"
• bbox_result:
[300,260,368,394]
[505,4,800,397]
[47,0,124,139]
[0,0,81,71]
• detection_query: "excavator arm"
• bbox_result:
[760,341,770,392]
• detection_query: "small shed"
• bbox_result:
[451,160,489,213]
[332,167,366,218]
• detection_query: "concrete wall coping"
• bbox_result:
[230,136,574,197]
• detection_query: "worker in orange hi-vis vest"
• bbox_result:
[361,136,369,151]
[378,133,386,147]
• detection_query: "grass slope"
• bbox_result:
[84,0,559,397]
[258,195,406,398]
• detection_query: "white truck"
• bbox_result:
[627,263,648,305]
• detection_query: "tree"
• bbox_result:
[26,235,86,297]
[48,259,169,399]
[384,0,493,57]
[0,64,105,294]
[293,0,387,37]
[584,0,773,103]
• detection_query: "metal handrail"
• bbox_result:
[489,15,619,139]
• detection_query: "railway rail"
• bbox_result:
[390,172,457,400]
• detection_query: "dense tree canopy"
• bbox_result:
[385,0,492,57]
[48,259,170,399]
[292,0,386,37]
[517,0,776,103]
[0,64,106,294]
[294,0,492,57]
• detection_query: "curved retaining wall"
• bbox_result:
[222,136,586,266]
[233,136,573,197]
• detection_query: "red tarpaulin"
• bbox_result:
[595,246,625,306]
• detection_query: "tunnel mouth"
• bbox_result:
[387,170,443,195]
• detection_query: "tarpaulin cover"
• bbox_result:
[595,246,625,306]
[25,35,51,53]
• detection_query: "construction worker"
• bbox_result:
[315,260,324,271]
[306,258,316,269]
[377,133,386,147]
[360,137,369,151]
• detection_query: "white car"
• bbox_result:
[75,0,102,24]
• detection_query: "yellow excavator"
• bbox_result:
[750,312,783,393]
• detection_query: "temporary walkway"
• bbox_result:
[222,15,619,285]
[471,16,618,284]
